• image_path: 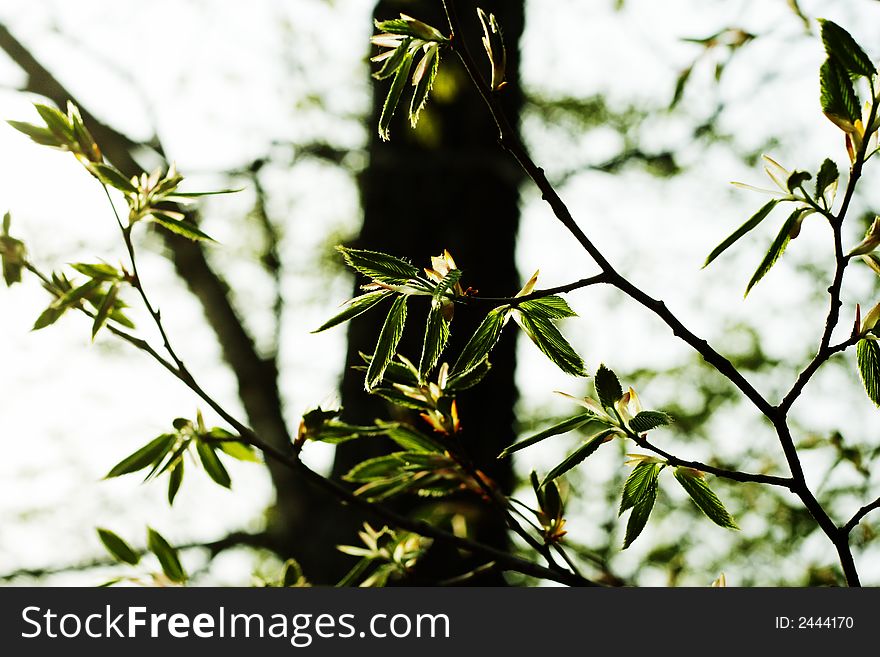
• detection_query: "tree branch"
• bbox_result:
[843,495,880,535]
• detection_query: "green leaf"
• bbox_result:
[377,420,444,453]
[150,215,215,242]
[34,103,74,142]
[366,295,408,391]
[673,468,738,529]
[745,208,806,296]
[146,528,187,583]
[70,262,123,281]
[91,282,118,339]
[378,46,415,141]
[410,43,440,128]
[628,411,673,433]
[89,163,137,194]
[337,246,420,285]
[375,16,446,41]
[820,58,860,131]
[419,303,450,381]
[620,462,662,515]
[500,412,599,458]
[542,479,563,521]
[815,158,839,203]
[214,438,260,463]
[517,295,577,320]
[786,170,811,193]
[96,528,140,565]
[703,199,779,268]
[515,311,585,376]
[857,338,880,405]
[620,462,662,548]
[819,20,876,77]
[542,428,617,486]
[595,364,623,408]
[344,454,406,482]
[105,434,175,478]
[32,305,66,330]
[451,307,510,377]
[196,439,231,488]
[622,481,658,549]
[167,459,184,505]
[374,38,413,80]
[444,358,491,391]
[52,278,102,312]
[312,290,394,333]
[7,120,62,147]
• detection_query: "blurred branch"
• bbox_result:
[0,530,272,582]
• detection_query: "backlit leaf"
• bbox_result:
[857,338,880,405]
[542,428,617,486]
[704,200,779,268]
[673,468,738,529]
[500,412,599,458]
[97,528,140,565]
[338,246,420,285]
[312,290,394,333]
[595,364,623,408]
[147,528,186,583]
[745,208,806,296]
[366,295,408,391]
[105,434,175,478]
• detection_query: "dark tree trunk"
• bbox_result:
[330,0,526,583]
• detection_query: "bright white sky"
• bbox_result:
[1,0,880,585]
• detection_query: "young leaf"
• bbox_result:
[820,58,860,131]
[517,295,577,320]
[673,468,738,529]
[196,439,231,488]
[374,38,412,80]
[451,307,510,377]
[703,199,779,268]
[150,215,215,242]
[622,482,658,549]
[595,364,623,408]
[745,208,806,296]
[418,302,450,381]
[91,282,119,340]
[146,528,187,583]
[344,454,407,482]
[620,462,662,515]
[366,295,408,391]
[167,459,184,505]
[819,20,876,77]
[515,311,585,376]
[89,163,137,194]
[70,262,123,281]
[444,358,491,391]
[379,47,415,141]
[815,158,839,206]
[856,338,880,405]
[337,246,420,285]
[51,278,102,312]
[7,120,62,147]
[32,305,66,331]
[410,43,440,128]
[105,434,175,478]
[215,439,260,463]
[619,461,662,548]
[541,428,617,486]
[628,411,673,433]
[96,528,140,565]
[34,103,74,143]
[312,290,394,333]
[376,420,444,453]
[500,412,599,458]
